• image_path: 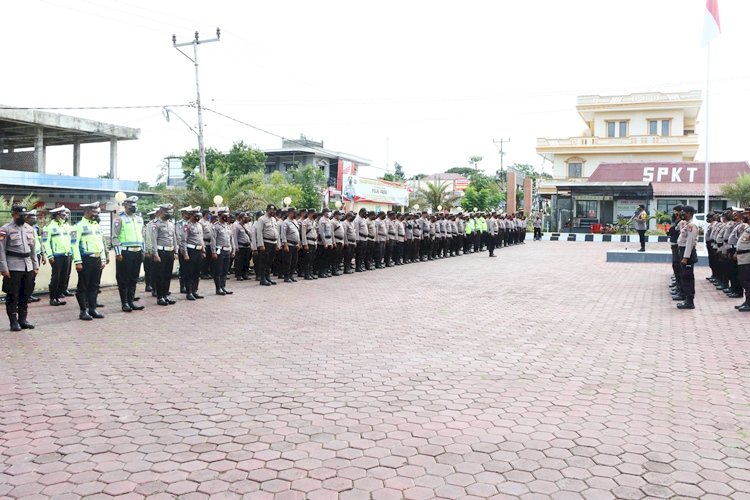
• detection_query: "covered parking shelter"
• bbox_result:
[0,106,139,178]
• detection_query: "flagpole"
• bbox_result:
[703,43,711,214]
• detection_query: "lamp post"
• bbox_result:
[283,196,292,208]
[213,195,223,206]
[334,200,342,210]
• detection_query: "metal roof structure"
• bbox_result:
[0,106,140,149]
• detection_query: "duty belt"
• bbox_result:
[6,251,30,258]
[737,249,750,255]
[186,244,203,250]
[239,243,251,247]
[263,240,277,245]
[221,246,231,251]
[157,246,174,251]
[123,246,143,252]
[286,242,298,246]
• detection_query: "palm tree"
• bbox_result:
[190,165,258,209]
[1,194,40,223]
[418,181,459,211]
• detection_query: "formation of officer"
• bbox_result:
[72,202,108,320]
[703,207,750,312]
[112,196,145,312]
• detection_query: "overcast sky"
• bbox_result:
[3,0,749,183]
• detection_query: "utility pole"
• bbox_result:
[493,138,511,171]
[173,28,221,176]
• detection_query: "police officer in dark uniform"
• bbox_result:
[0,206,39,331]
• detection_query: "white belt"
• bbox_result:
[157,246,174,251]
[221,246,231,251]
[186,244,203,250]
[123,247,142,252]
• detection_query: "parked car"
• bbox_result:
[694,213,707,232]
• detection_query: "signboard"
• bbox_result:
[615,199,644,219]
[575,195,612,201]
[336,159,358,191]
[642,166,699,183]
[342,175,409,206]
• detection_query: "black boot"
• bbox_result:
[88,309,105,319]
[79,310,93,321]
[18,310,34,330]
[9,313,21,332]
[128,287,144,310]
[677,297,695,310]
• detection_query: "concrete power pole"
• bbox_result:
[493,138,511,171]
[173,28,221,177]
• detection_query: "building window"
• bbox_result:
[576,200,598,219]
[656,199,687,213]
[649,119,671,136]
[606,121,628,138]
[568,162,583,178]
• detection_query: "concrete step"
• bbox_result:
[606,249,709,266]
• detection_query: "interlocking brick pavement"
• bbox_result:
[1,241,749,499]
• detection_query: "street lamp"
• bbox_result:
[413,204,419,211]
[334,200,342,209]
[283,196,292,207]
[114,192,127,204]
[473,207,478,212]
[213,195,223,206]
[437,205,443,212]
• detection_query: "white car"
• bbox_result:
[693,213,708,232]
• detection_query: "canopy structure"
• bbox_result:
[0,106,140,178]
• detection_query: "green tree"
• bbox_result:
[469,156,483,171]
[721,173,750,206]
[382,161,407,182]
[461,184,504,211]
[186,165,259,209]
[290,164,326,210]
[1,195,40,223]
[418,182,459,211]
[233,171,303,211]
[446,167,475,177]
[181,141,266,187]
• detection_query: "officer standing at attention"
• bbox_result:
[342,211,357,274]
[72,202,107,320]
[179,206,206,300]
[331,210,345,276]
[149,204,178,306]
[142,210,157,294]
[280,207,301,282]
[353,208,369,272]
[43,206,72,306]
[676,205,699,310]
[668,205,685,299]
[232,212,253,281]
[301,208,318,280]
[0,206,39,331]
[735,207,750,312]
[199,209,213,279]
[25,210,43,303]
[256,204,280,286]
[112,196,145,312]
[176,206,192,294]
[317,208,334,278]
[211,207,234,295]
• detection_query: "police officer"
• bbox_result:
[199,209,213,279]
[0,206,39,331]
[25,209,43,303]
[342,211,357,274]
[143,209,157,293]
[331,210,345,276]
[179,206,206,300]
[256,204,280,286]
[211,207,234,295]
[676,205,698,310]
[668,205,685,300]
[280,207,301,282]
[176,206,193,294]
[72,202,107,320]
[317,208,334,278]
[232,212,253,281]
[353,208,369,272]
[735,207,750,312]
[112,196,145,312]
[43,206,72,306]
[301,208,318,280]
[149,203,178,306]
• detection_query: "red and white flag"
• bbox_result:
[702,0,721,47]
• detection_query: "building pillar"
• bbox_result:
[34,127,45,173]
[109,138,118,179]
[73,140,81,177]
[523,177,533,215]
[506,170,517,214]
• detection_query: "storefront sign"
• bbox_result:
[642,166,699,183]
[615,199,643,218]
[575,195,612,201]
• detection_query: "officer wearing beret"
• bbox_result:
[113,196,145,312]
[0,206,39,331]
[72,202,107,320]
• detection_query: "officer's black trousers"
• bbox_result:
[143,253,154,290]
[303,245,316,277]
[154,250,174,299]
[48,255,69,299]
[235,246,251,279]
[678,246,695,299]
[282,244,299,279]
[212,251,230,291]
[62,256,72,294]
[355,241,366,270]
[76,256,102,311]
[201,244,212,276]
[116,250,143,305]
[344,244,355,271]
[739,263,750,300]
[670,245,681,290]
[183,248,203,295]
[260,243,277,282]
[178,253,186,292]
[3,270,33,320]
[384,241,394,265]
[333,242,344,272]
[487,236,496,256]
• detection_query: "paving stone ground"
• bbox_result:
[1,241,749,500]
